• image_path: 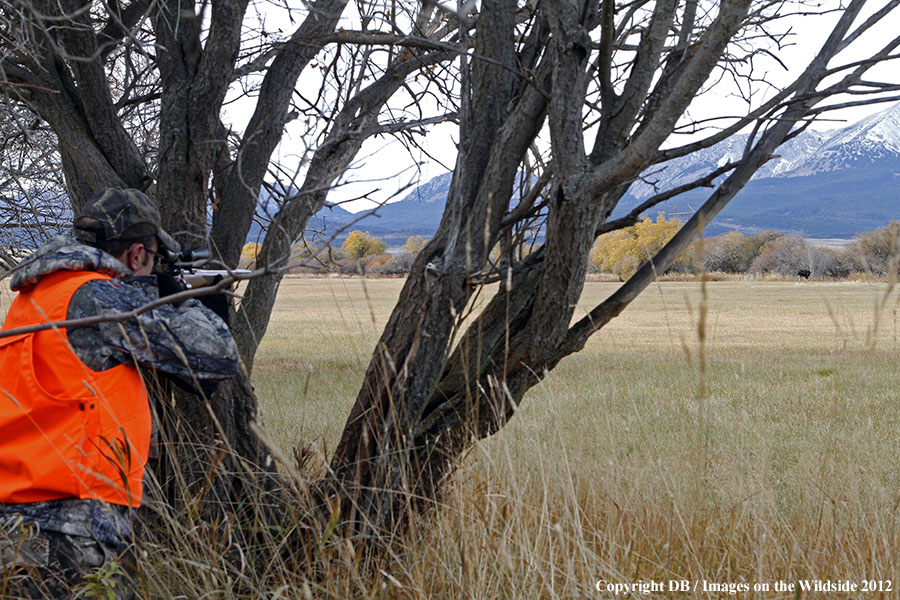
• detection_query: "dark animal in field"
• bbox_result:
[797,269,811,281]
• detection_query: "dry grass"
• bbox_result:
[246,276,900,598]
[3,274,900,598]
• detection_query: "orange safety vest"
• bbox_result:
[0,270,151,508]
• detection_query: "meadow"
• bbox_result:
[249,276,900,598]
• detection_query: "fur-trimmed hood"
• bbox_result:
[9,236,131,292]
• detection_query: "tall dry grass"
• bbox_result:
[216,276,900,598]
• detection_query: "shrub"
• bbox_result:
[341,230,388,260]
[848,221,900,276]
[750,235,808,276]
[590,214,685,280]
[386,252,417,273]
[703,231,781,273]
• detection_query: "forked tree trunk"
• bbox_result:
[324,0,871,537]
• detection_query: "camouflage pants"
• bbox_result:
[0,519,134,600]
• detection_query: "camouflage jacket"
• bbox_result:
[0,236,240,547]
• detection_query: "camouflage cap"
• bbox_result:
[74,188,179,252]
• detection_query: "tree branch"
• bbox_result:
[585,0,753,195]
[310,30,464,53]
[565,0,873,353]
[595,159,741,236]
[97,0,152,61]
[214,0,351,267]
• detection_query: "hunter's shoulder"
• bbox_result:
[10,236,130,292]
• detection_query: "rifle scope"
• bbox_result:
[161,247,211,265]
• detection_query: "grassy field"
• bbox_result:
[3,275,899,597]
[249,276,900,598]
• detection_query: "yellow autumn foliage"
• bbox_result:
[240,242,261,268]
[341,230,388,260]
[401,235,428,254]
[589,214,685,279]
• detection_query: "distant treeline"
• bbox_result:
[241,220,899,279]
[242,232,428,275]
[589,215,900,280]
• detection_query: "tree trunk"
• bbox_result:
[146,375,280,522]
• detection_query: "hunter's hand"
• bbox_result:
[156,271,186,299]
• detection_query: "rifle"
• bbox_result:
[159,247,250,289]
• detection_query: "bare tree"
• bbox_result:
[0,102,68,270]
[326,0,900,534]
[0,0,458,512]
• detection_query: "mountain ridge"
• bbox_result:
[298,103,900,244]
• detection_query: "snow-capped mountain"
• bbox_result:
[788,104,900,174]
[631,102,900,200]
[614,102,900,236]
